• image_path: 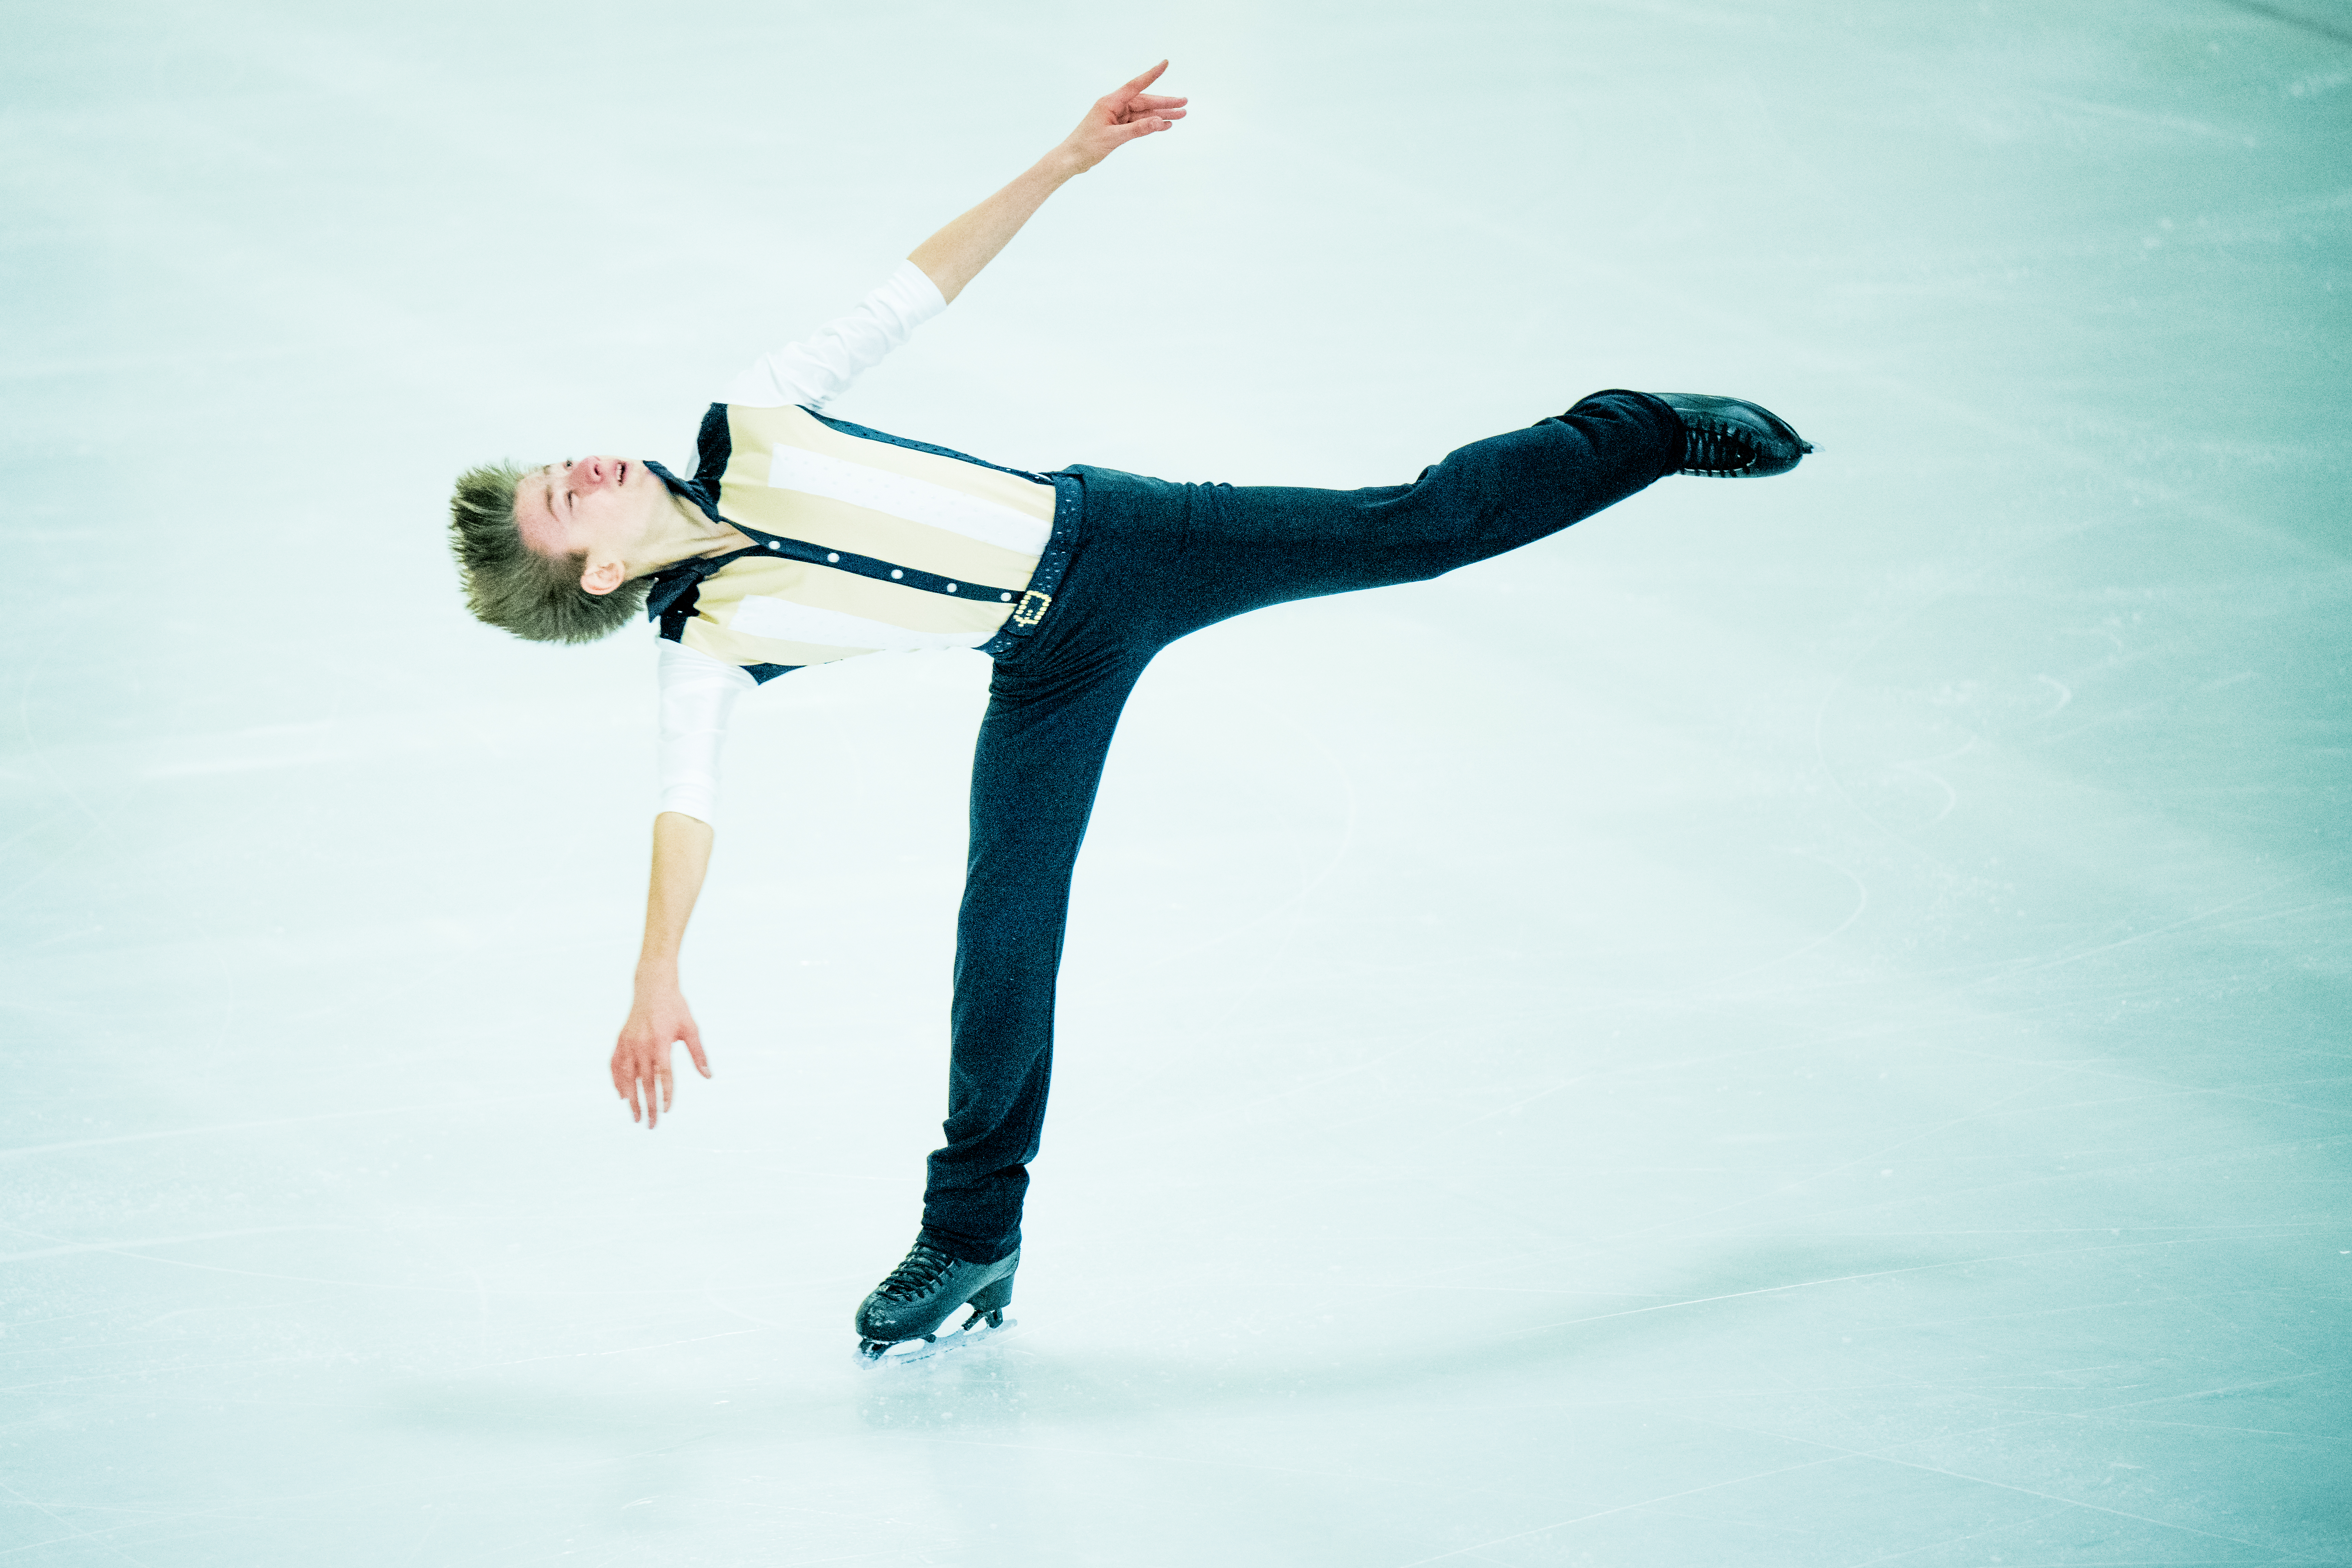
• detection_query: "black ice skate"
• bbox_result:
[854,1235,1019,1366]
[1653,392,1815,477]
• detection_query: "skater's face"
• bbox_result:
[513,454,667,597]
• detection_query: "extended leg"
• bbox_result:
[1067,389,1693,643]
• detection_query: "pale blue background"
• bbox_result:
[3,1,2348,1562]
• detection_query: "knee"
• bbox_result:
[955,899,1067,975]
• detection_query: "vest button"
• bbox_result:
[946,583,958,593]
[891,569,903,579]
[1000,592,1013,602]
[826,552,839,563]
[768,541,780,550]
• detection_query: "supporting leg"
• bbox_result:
[912,390,1695,1261]
[919,646,1154,1264]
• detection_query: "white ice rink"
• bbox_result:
[4,1,2349,1562]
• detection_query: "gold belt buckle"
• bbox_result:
[1012,588,1052,628]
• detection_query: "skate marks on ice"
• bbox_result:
[2216,0,2352,51]
[854,1237,1965,1422]
[839,1235,2346,1566]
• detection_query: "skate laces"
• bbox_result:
[877,1242,955,1301]
[1681,419,1758,475]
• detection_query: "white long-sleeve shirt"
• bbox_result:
[718,258,946,412]
[648,261,1077,826]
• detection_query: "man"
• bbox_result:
[447,62,1813,1362]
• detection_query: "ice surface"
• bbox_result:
[3,1,2348,1563]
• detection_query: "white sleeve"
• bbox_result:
[657,639,758,826]
[718,259,949,410]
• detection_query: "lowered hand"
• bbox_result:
[611,977,711,1129]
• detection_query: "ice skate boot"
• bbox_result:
[1653,392,1815,477]
[854,1235,1019,1366]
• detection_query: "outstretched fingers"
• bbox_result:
[1104,62,1190,123]
[1116,59,1170,98]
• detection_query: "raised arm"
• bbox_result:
[907,60,1187,303]
[717,63,1186,414]
[608,63,1187,1130]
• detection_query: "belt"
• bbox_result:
[977,472,1085,661]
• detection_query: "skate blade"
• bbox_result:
[857,1316,1017,1369]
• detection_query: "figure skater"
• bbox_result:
[445,62,1813,1361]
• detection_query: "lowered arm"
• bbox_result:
[611,812,715,1128]
[605,62,1187,1131]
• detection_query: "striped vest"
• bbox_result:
[644,402,1083,680]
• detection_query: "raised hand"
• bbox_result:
[1061,60,1187,173]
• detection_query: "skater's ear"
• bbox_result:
[447,460,650,644]
[579,553,628,597]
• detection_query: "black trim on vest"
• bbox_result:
[646,543,765,632]
[744,663,800,684]
[644,563,696,626]
[724,528,1024,605]
[646,455,722,524]
[693,403,733,493]
[656,578,701,641]
[800,408,1056,485]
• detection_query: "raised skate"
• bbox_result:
[1652,392,1815,477]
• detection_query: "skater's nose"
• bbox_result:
[572,455,614,491]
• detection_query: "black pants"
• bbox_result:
[919,390,1685,1262]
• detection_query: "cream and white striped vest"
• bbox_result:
[645,402,1082,680]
